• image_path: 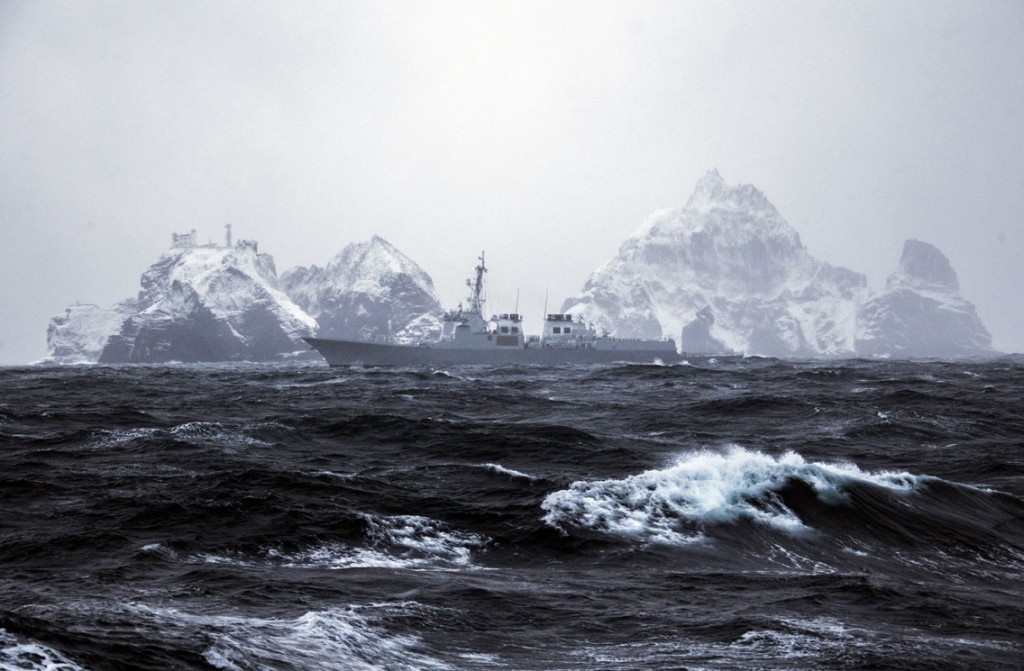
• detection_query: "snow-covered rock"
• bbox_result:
[97,241,316,363]
[855,240,993,358]
[281,235,443,344]
[564,172,996,359]
[563,170,868,357]
[43,300,138,364]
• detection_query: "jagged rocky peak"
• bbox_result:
[619,170,812,300]
[855,239,992,358]
[684,168,777,218]
[281,235,443,344]
[564,171,867,357]
[886,239,960,292]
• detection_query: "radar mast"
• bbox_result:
[466,251,487,318]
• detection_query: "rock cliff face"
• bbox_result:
[563,171,995,359]
[281,235,443,344]
[96,242,316,363]
[563,170,868,357]
[855,240,993,358]
[43,300,138,364]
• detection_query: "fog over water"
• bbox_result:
[1,0,1021,363]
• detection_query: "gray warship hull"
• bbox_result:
[303,337,681,367]
[304,252,682,367]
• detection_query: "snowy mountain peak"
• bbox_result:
[857,239,991,357]
[566,171,865,355]
[281,236,442,343]
[631,172,793,248]
[136,244,314,331]
[684,169,777,220]
[886,239,960,292]
[690,168,726,198]
[325,235,434,292]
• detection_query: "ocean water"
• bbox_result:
[1,358,1022,670]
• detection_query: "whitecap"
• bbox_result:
[365,514,487,566]
[87,427,160,449]
[541,446,922,544]
[202,605,452,671]
[195,515,487,571]
[0,628,86,671]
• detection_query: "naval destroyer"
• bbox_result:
[304,253,680,366]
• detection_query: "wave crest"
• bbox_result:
[541,447,920,544]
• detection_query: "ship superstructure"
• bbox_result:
[304,252,679,366]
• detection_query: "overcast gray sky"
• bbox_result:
[1,0,1021,363]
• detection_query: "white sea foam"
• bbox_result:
[366,514,487,566]
[541,446,921,544]
[198,545,415,571]
[0,628,85,671]
[273,376,351,389]
[202,604,451,671]
[309,469,358,480]
[763,542,837,574]
[87,427,160,449]
[197,514,486,571]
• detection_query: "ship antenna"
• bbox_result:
[541,288,548,342]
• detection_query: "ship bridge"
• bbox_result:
[489,313,524,347]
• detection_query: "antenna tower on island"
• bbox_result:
[225,223,232,248]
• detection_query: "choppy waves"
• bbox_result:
[540,443,1024,587]
[2,359,1023,670]
[4,601,452,671]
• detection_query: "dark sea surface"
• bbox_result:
[1,357,1023,670]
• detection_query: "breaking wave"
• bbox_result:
[0,628,85,671]
[541,447,921,545]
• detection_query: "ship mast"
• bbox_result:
[466,251,487,317]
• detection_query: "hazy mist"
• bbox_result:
[2,0,1021,363]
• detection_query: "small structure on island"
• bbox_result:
[171,230,198,249]
[170,226,251,251]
